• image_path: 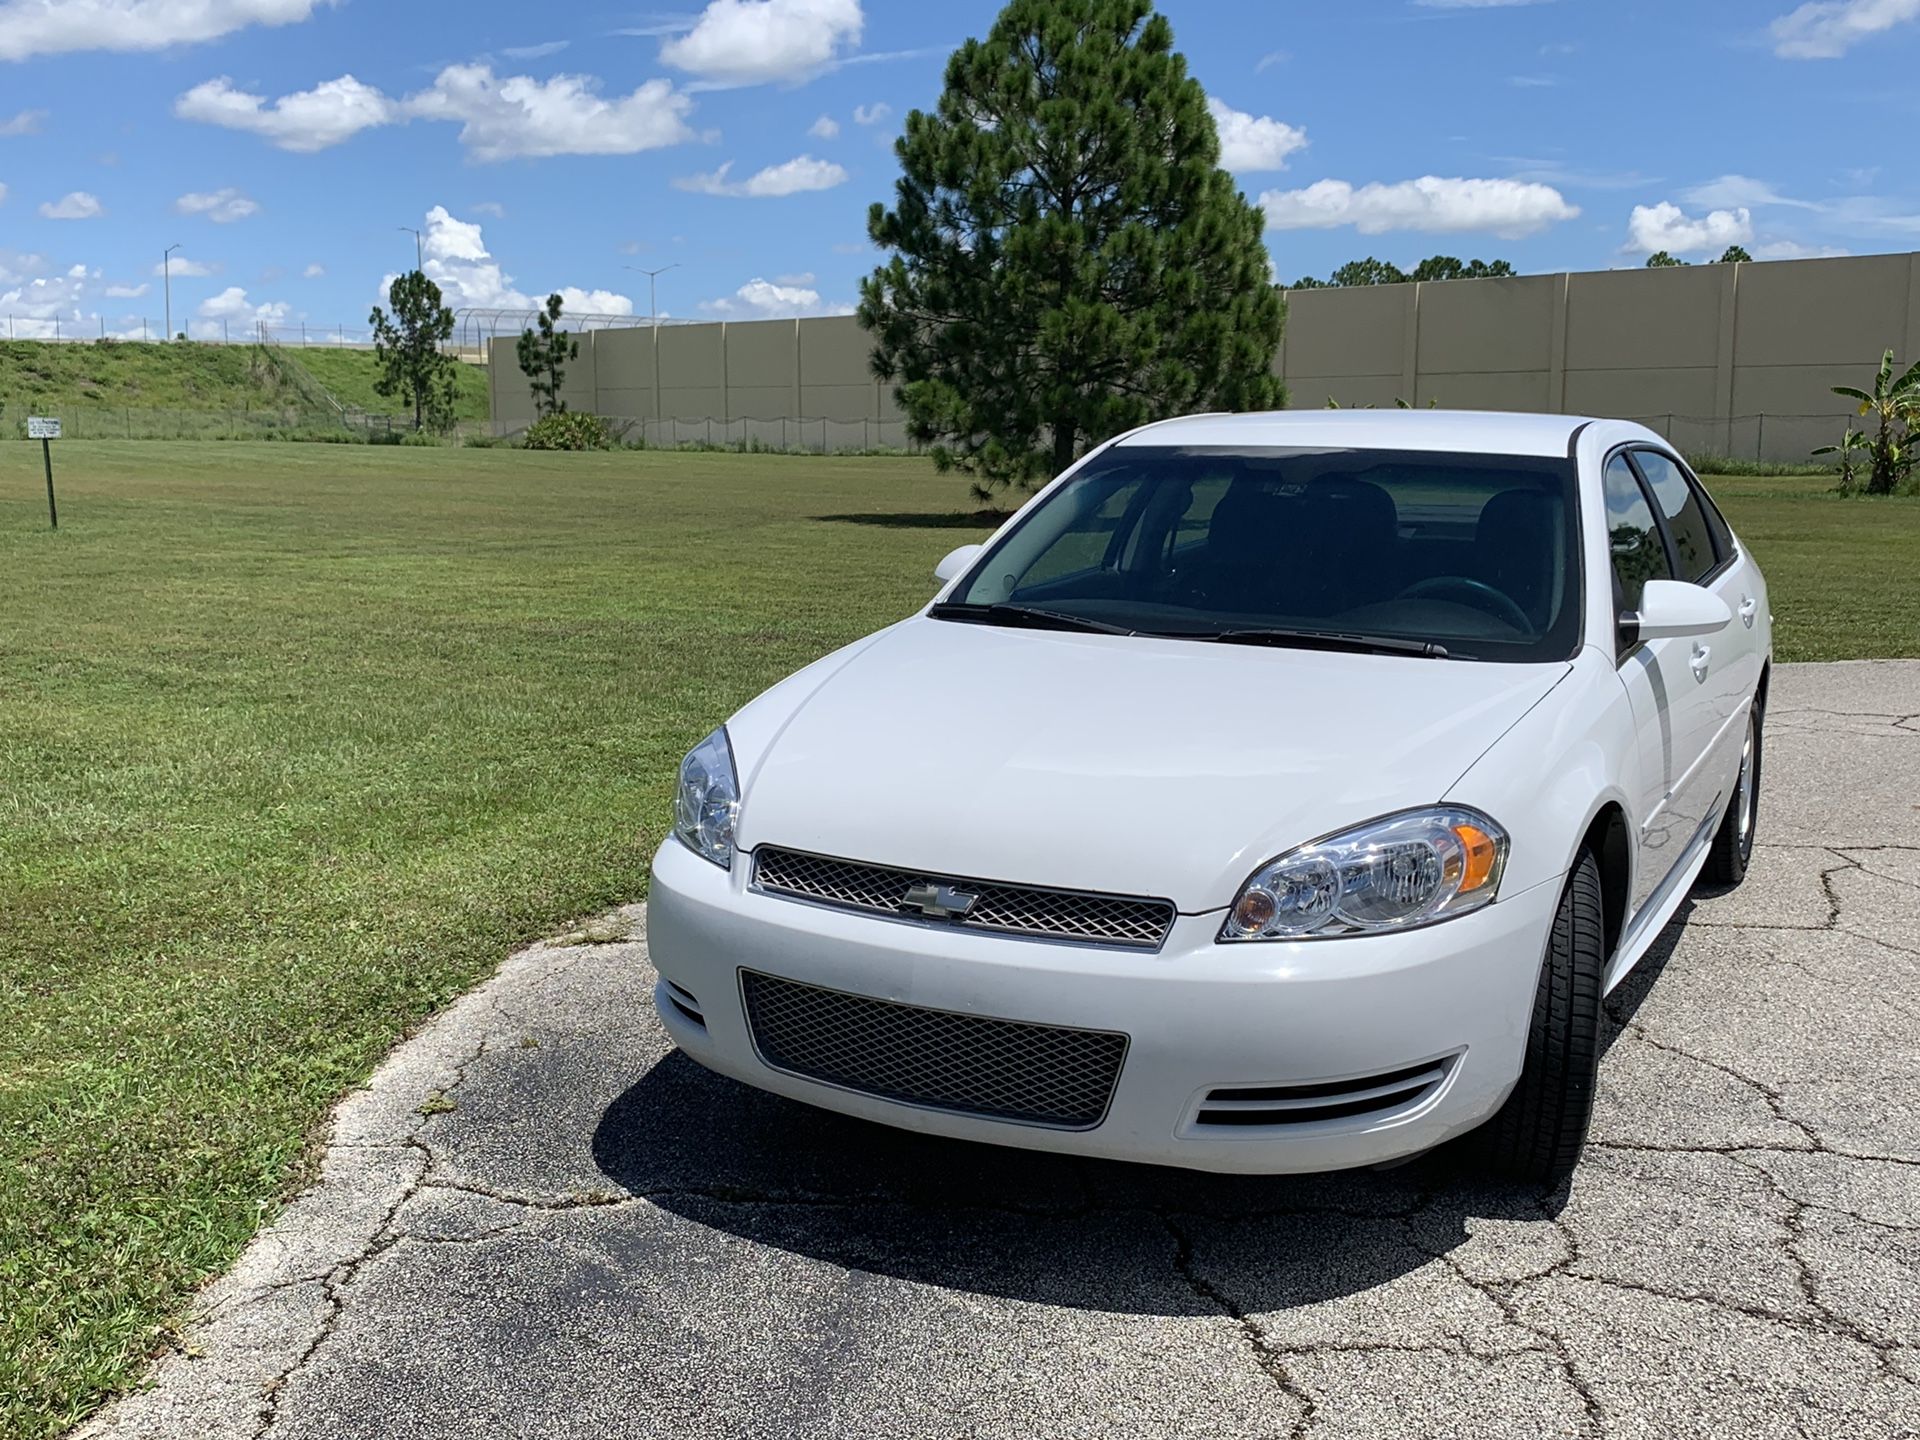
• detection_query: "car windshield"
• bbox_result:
[938,444,1583,663]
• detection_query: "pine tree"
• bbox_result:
[516,293,579,419]
[368,271,457,431]
[860,0,1284,497]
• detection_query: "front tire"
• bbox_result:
[1481,850,1606,1186]
[1702,702,1762,888]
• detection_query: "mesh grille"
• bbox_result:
[752,847,1175,949]
[740,970,1128,1129]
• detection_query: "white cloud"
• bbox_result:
[471,201,506,218]
[1255,49,1289,70]
[404,63,694,161]
[1771,0,1920,57]
[0,108,46,135]
[193,284,290,338]
[1680,174,1821,211]
[385,205,634,316]
[154,255,216,277]
[1413,0,1554,7]
[302,262,326,277]
[0,258,90,335]
[674,154,848,197]
[0,0,329,62]
[500,39,568,60]
[177,64,697,160]
[174,74,393,152]
[700,276,853,319]
[852,101,890,126]
[1625,201,1755,255]
[1258,175,1578,238]
[105,281,150,297]
[1754,239,1852,260]
[39,190,104,219]
[176,187,259,223]
[660,0,863,85]
[808,113,839,138]
[0,183,7,206]
[773,270,815,285]
[1206,97,1307,173]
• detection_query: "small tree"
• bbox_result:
[516,292,578,419]
[1832,349,1920,496]
[1715,245,1753,264]
[1645,251,1689,268]
[861,0,1284,496]
[1813,427,1866,494]
[369,270,457,431]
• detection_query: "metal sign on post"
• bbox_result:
[29,416,60,529]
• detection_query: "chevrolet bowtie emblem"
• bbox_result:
[900,881,979,921]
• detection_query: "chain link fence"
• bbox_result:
[499,414,925,453]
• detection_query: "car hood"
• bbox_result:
[729,617,1569,911]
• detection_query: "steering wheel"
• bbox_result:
[1396,576,1532,633]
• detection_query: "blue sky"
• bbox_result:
[1,0,1917,341]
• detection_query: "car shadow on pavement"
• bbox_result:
[1598,913,1688,1054]
[590,1051,1571,1318]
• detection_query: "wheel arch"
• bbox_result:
[1576,801,1632,964]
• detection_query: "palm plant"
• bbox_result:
[1813,427,1868,495]
[1832,349,1920,496]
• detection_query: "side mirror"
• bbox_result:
[933,543,983,585]
[1622,578,1734,644]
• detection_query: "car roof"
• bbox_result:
[1114,408,1597,458]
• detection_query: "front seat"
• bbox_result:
[1293,479,1400,616]
[1474,489,1562,630]
[1189,483,1305,613]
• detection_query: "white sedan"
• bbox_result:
[648,410,1770,1183]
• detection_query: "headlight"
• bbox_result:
[1220,807,1507,941]
[673,727,740,868]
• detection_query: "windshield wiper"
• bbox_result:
[928,602,1136,636]
[1198,627,1452,659]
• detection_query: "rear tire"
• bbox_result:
[1482,850,1607,1187]
[1702,702,1762,888]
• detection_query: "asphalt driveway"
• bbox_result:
[84,661,1920,1440]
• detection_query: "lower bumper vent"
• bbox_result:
[1195,1058,1454,1128]
[662,979,706,1029]
[740,969,1127,1130]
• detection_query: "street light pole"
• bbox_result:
[623,263,680,323]
[398,227,424,271]
[163,243,181,341]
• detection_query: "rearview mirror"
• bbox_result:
[933,543,983,585]
[1624,578,1734,643]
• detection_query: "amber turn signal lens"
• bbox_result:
[1452,824,1498,892]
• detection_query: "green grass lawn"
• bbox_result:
[0,443,1912,1439]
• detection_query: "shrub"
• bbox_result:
[523,411,614,451]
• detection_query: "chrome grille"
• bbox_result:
[752,847,1175,949]
[740,970,1127,1129]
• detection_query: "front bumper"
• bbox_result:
[645,839,1563,1174]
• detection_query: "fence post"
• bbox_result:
[1756,412,1766,462]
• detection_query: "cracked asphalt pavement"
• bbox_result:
[83,661,1920,1440]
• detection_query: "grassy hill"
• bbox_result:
[0,340,490,429]
[285,346,490,421]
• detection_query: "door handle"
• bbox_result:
[1738,595,1757,629]
[1690,644,1711,680]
